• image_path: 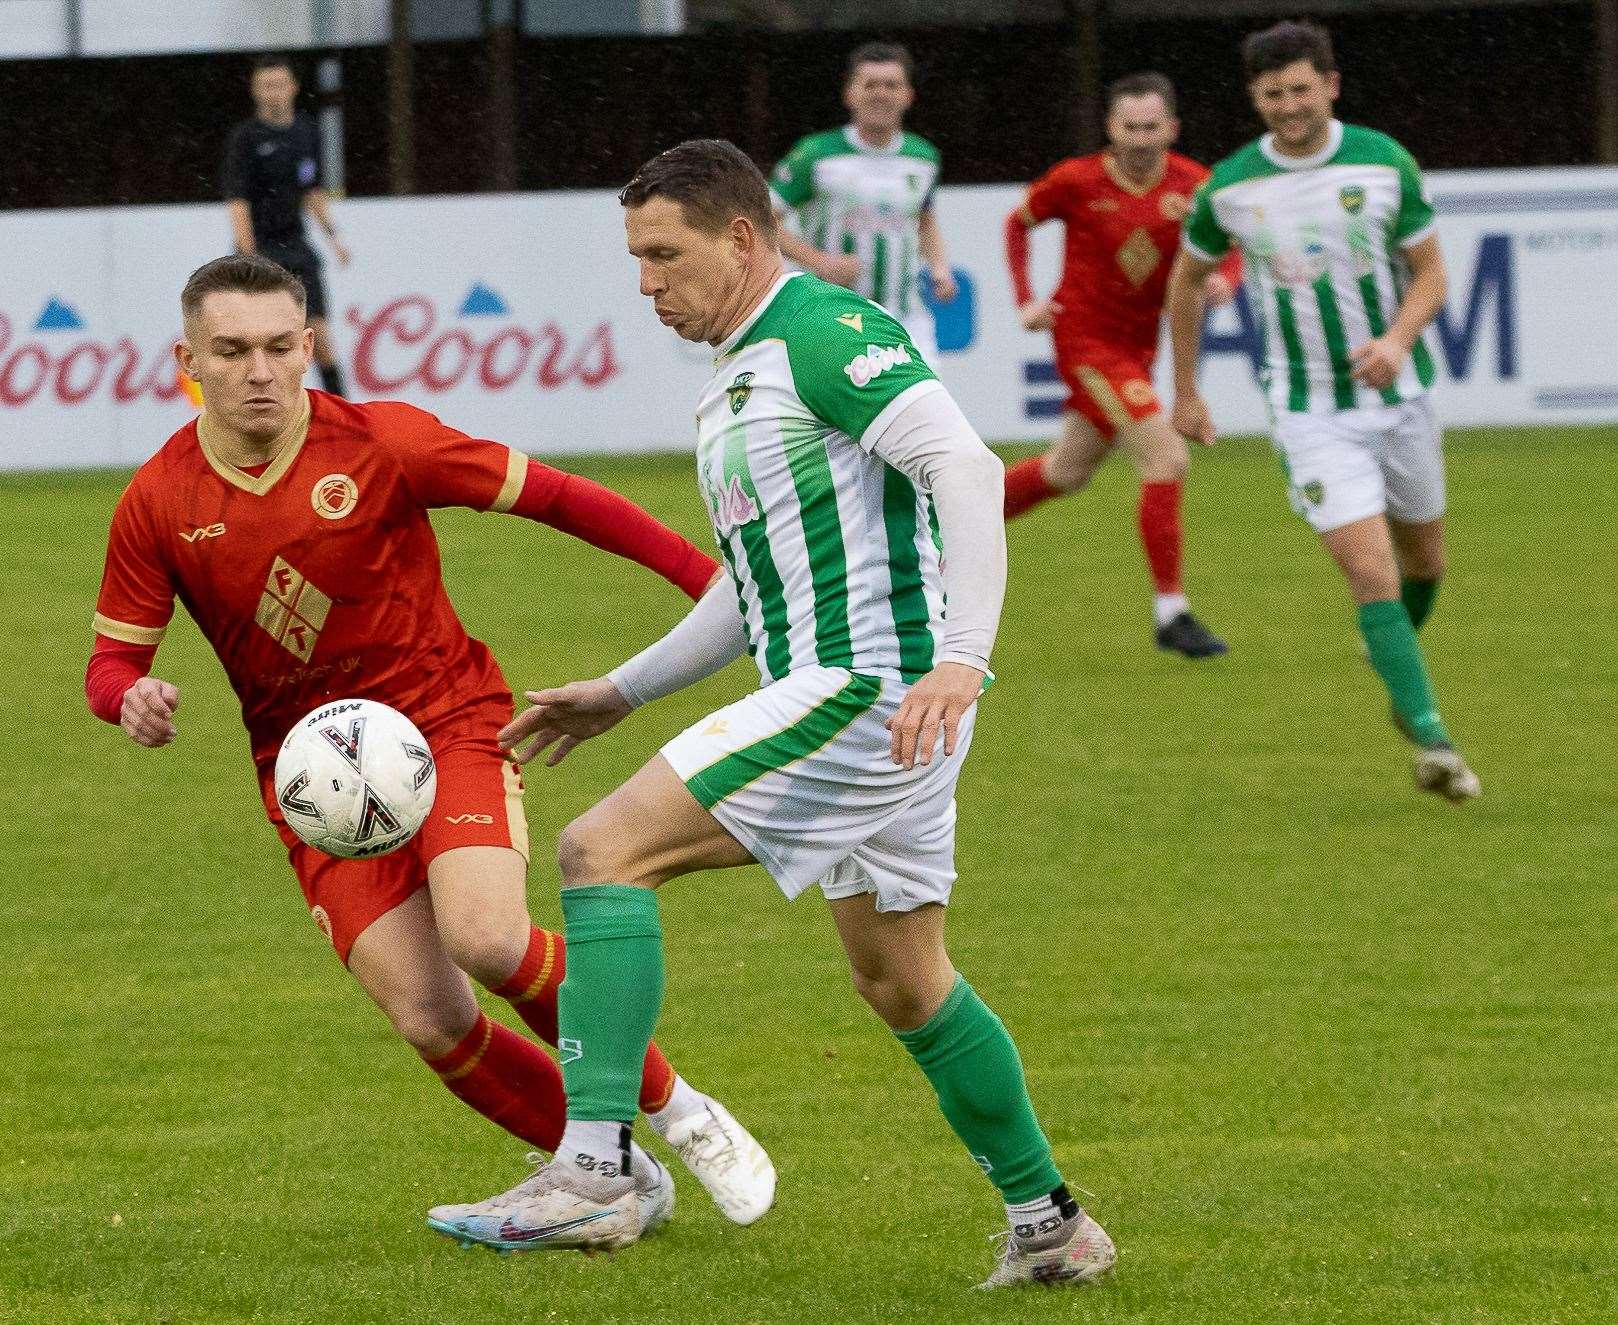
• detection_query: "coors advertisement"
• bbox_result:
[1,170,1614,471]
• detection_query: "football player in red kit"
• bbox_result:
[86,255,776,1230]
[1004,73,1238,658]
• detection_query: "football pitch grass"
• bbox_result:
[3,426,1614,1324]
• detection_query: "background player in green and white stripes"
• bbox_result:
[440,139,1116,1289]
[769,42,958,362]
[1165,20,1480,803]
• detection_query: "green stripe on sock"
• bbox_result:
[896,975,1064,1205]
[1312,275,1358,410]
[1273,287,1310,412]
[685,671,881,808]
[1358,598,1449,748]
[557,885,664,1123]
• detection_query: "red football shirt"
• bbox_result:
[94,391,532,768]
[1024,150,1221,353]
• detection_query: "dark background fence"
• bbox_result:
[0,2,1599,212]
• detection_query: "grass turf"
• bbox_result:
[1,426,1614,1324]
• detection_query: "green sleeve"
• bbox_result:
[1392,145,1435,243]
[1182,182,1231,260]
[785,293,939,443]
[771,137,818,209]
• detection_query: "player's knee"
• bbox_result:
[1141,446,1187,484]
[1346,560,1402,603]
[439,911,529,989]
[384,994,476,1059]
[557,812,630,886]
[847,961,935,1031]
[1404,546,1445,582]
[1043,448,1096,493]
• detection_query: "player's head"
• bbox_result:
[843,42,915,138]
[1243,21,1339,154]
[177,255,312,441]
[250,54,299,122]
[1104,72,1179,166]
[620,139,780,346]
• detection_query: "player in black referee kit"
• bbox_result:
[222,54,350,396]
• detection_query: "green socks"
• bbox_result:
[1401,576,1440,632]
[1358,598,1450,748]
[896,975,1064,1205]
[557,884,664,1123]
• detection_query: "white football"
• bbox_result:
[274,699,437,859]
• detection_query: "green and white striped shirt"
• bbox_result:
[698,270,946,687]
[1183,120,1438,415]
[771,127,941,320]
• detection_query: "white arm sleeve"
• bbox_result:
[606,578,749,709]
[868,389,1006,672]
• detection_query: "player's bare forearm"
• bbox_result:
[917,210,957,301]
[304,191,350,262]
[226,199,255,254]
[1387,236,1447,352]
[1352,236,1445,388]
[1167,251,1216,395]
[778,228,859,288]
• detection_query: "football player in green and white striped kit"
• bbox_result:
[1166,20,1480,802]
[770,42,957,362]
[431,140,1116,1290]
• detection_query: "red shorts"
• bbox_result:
[258,695,529,964]
[1052,329,1161,441]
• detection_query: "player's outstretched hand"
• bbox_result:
[122,677,181,748]
[1171,393,1217,447]
[1349,335,1404,390]
[929,266,960,303]
[817,253,862,289]
[1018,298,1061,332]
[886,661,985,770]
[498,678,632,768]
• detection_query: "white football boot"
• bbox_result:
[427,1153,642,1253]
[635,1154,676,1235]
[663,1100,776,1225]
[1413,745,1482,802]
[977,1210,1117,1290]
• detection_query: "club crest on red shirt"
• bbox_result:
[312,473,359,520]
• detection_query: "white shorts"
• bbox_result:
[661,666,974,912]
[1271,395,1446,533]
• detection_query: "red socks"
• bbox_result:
[494,925,678,1114]
[424,1012,566,1151]
[1138,479,1184,595]
[1003,456,1060,520]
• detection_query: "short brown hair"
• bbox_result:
[619,139,777,241]
[181,254,307,323]
[1106,71,1177,117]
[846,41,914,84]
[1243,21,1336,81]
[251,53,297,78]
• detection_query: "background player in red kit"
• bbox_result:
[85,255,776,1230]
[1003,73,1238,658]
